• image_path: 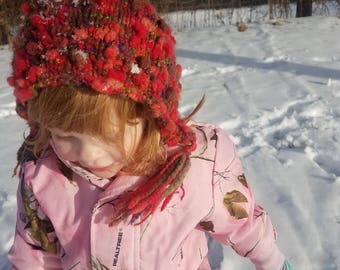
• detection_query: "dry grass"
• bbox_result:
[237,21,248,31]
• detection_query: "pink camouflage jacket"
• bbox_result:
[8,123,285,270]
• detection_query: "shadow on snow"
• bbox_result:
[177,49,340,80]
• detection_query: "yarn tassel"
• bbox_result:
[114,152,181,209]
[160,191,175,211]
[127,155,188,215]
[127,153,182,209]
[109,152,191,225]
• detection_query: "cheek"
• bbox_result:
[105,143,125,162]
[52,140,77,161]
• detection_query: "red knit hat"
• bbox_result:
[9,0,196,224]
[8,0,196,151]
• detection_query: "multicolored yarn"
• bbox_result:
[8,0,197,223]
[109,152,191,225]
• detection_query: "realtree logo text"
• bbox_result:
[113,229,123,267]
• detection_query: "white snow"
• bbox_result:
[1,16,340,269]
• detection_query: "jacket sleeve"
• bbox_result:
[198,128,285,270]
[8,163,62,269]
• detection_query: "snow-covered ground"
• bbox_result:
[1,16,340,270]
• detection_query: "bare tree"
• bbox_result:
[296,0,313,16]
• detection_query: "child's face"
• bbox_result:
[49,120,143,178]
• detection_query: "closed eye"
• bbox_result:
[52,133,74,141]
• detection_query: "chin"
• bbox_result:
[92,168,120,179]
[93,172,115,179]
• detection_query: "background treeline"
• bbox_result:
[151,0,338,30]
[151,0,270,12]
[150,0,336,17]
[1,0,339,45]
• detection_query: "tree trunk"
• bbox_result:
[296,0,313,17]
[0,25,8,45]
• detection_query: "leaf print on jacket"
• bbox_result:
[199,221,215,232]
[190,125,215,162]
[21,175,60,254]
[223,190,249,220]
[237,174,248,188]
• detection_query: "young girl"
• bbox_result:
[7,0,293,269]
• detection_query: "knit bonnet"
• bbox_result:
[8,0,196,151]
[8,0,196,224]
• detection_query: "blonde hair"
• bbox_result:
[27,85,166,175]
